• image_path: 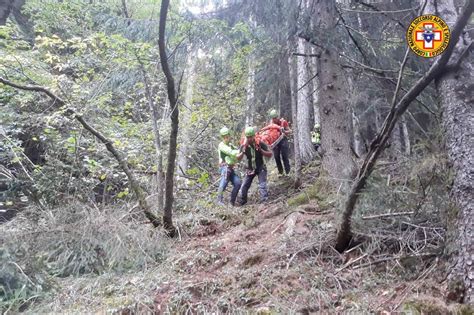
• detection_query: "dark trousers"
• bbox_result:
[273,137,290,174]
[217,166,241,205]
[240,167,268,205]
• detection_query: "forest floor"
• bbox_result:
[141,171,450,314]
[17,163,466,314]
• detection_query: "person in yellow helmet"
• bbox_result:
[239,126,273,205]
[311,123,321,151]
[217,127,243,206]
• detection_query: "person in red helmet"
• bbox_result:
[268,109,291,176]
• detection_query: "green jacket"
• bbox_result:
[218,141,239,165]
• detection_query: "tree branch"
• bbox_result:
[292,52,320,57]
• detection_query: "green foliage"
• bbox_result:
[0,249,52,313]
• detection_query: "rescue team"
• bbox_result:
[217,109,321,206]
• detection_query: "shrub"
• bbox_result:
[2,203,169,278]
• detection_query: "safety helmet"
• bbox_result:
[244,126,256,137]
[220,127,230,137]
[269,109,278,118]
[314,123,320,129]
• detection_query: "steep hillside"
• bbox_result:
[10,165,467,314]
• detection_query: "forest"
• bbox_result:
[0,0,473,313]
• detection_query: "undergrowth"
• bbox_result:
[0,147,459,313]
[0,202,169,312]
[351,149,451,263]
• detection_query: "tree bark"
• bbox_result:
[430,0,474,304]
[400,116,410,155]
[243,14,257,127]
[296,37,316,163]
[314,0,355,183]
[289,38,302,188]
[310,47,320,126]
[279,49,292,123]
[0,77,161,227]
[178,47,196,180]
[158,0,177,236]
[352,109,364,158]
[0,0,12,25]
[245,43,256,127]
[334,0,474,252]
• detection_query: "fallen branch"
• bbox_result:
[362,211,414,220]
[353,253,437,270]
[336,253,369,273]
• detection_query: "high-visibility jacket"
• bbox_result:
[218,141,239,165]
[311,131,320,144]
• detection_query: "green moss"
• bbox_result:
[287,191,311,206]
[456,304,474,315]
[287,177,333,207]
[402,299,449,315]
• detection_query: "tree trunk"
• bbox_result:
[178,47,196,180]
[311,47,320,126]
[296,38,316,163]
[388,110,410,158]
[352,110,364,158]
[245,57,255,127]
[158,0,177,236]
[314,0,355,183]
[0,0,12,25]
[289,38,302,188]
[11,0,33,40]
[431,0,474,304]
[400,116,410,155]
[279,49,292,123]
[140,66,164,212]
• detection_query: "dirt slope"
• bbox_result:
[145,176,452,314]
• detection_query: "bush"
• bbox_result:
[0,248,50,312]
